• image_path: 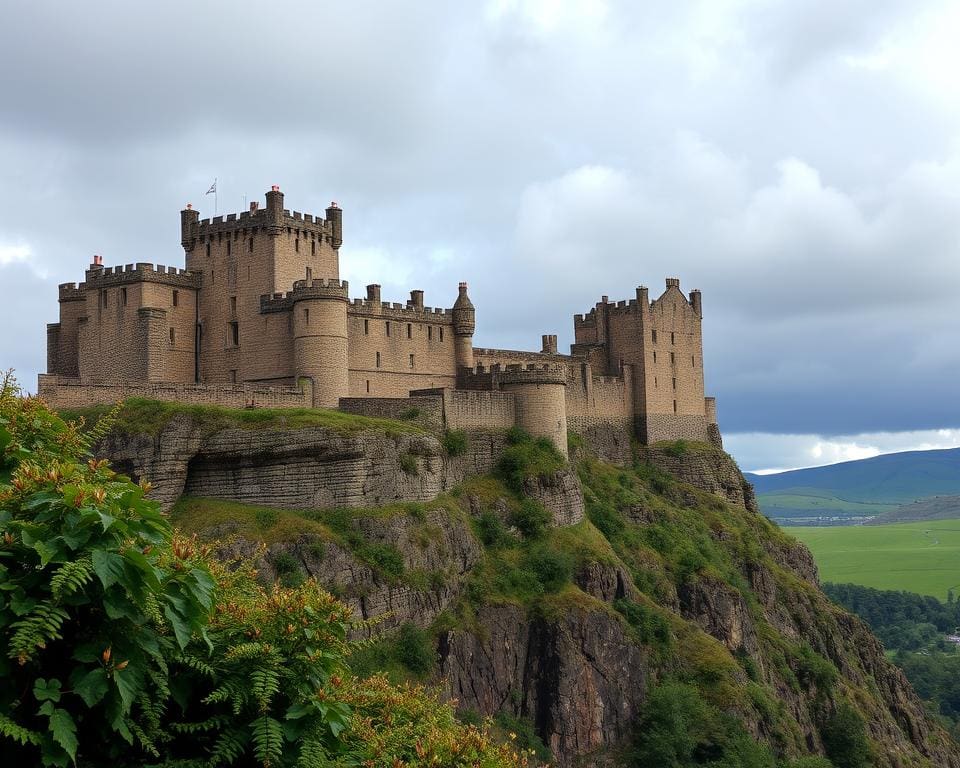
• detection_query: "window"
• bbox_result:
[386,321,391,337]
[295,238,299,253]
[311,240,316,256]
[652,329,657,343]
[427,326,432,341]
[211,270,215,284]
[230,370,237,384]
[673,399,677,413]
[364,319,369,335]
[230,321,239,347]
[304,307,309,324]
[653,351,657,363]
[671,332,675,344]
[206,242,211,257]
[249,238,254,253]
[407,323,412,339]
[173,289,179,307]
[439,327,444,342]
[169,328,175,345]
[672,377,677,390]
[409,353,415,368]
[376,352,381,368]
[226,240,231,256]
[120,287,127,306]
[670,351,675,364]
[692,356,695,367]
[654,376,658,388]
[230,296,237,315]
[365,380,370,393]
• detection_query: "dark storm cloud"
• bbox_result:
[2,0,959,467]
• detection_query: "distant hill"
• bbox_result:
[745,447,960,525]
[866,494,960,525]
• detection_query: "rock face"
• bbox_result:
[523,469,585,527]
[637,442,758,512]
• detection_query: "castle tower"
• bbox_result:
[452,282,475,372]
[498,366,569,457]
[292,278,350,408]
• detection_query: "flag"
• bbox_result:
[206,180,217,195]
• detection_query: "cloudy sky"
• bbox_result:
[2,0,959,472]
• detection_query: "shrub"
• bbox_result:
[493,711,552,762]
[508,498,552,539]
[820,703,870,768]
[363,543,405,579]
[255,508,279,529]
[398,407,421,421]
[476,511,513,548]
[395,622,435,675]
[443,429,469,457]
[399,453,419,475]
[496,431,565,493]
[527,546,573,593]
[795,644,838,694]
[614,599,671,648]
[663,439,689,458]
[271,550,300,575]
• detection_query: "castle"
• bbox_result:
[40,186,720,456]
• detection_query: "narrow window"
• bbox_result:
[407,323,412,339]
[671,332,675,344]
[652,329,657,343]
[654,376,658,388]
[101,290,108,308]
[206,242,211,257]
[428,326,432,341]
[306,267,312,281]
[366,380,370,393]
[653,351,657,363]
[376,352,381,368]
[364,319,369,335]
[672,377,677,390]
[386,321,391,337]
[692,356,695,367]
[295,238,300,253]
[227,240,231,256]
[439,327,444,342]
[230,296,237,315]
[230,370,237,384]
[230,321,239,347]
[211,270,215,284]
[311,240,316,256]
[249,237,254,253]
[304,307,309,324]
[673,399,678,413]
[169,327,175,345]
[173,289,179,307]
[409,353,415,368]
[670,352,675,364]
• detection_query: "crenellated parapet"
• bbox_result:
[259,278,349,313]
[58,283,85,302]
[79,262,200,290]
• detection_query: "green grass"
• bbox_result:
[60,397,425,437]
[791,518,960,599]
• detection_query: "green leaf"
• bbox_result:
[34,677,62,703]
[92,550,126,589]
[72,667,109,707]
[47,707,78,763]
[122,548,160,590]
[32,538,59,567]
[97,511,116,532]
[112,665,141,714]
[164,604,192,650]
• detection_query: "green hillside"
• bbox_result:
[745,448,960,524]
[791,518,960,599]
[867,495,960,525]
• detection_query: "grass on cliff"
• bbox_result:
[59,397,426,437]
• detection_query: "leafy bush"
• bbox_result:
[493,711,552,763]
[398,407,421,421]
[497,430,565,493]
[476,511,513,548]
[396,622,435,674]
[443,429,469,457]
[614,599,671,649]
[508,498,551,539]
[794,644,837,694]
[363,542,405,579]
[663,440,689,458]
[271,550,300,575]
[399,453,419,475]
[820,703,869,768]
[0,376,524,768]
[527,546,573,593]
[255,508,279,529]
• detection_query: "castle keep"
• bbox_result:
[41,187,720,455]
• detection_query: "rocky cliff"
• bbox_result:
[76,402,960,768]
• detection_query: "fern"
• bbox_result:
[7,602,70,662]
[250,666,281,713]
[50,555,93,601]
[209,726,248,766]
[0,713,42,746]
[175,652,216,678]
[251,715,284,767]
[169,715,232,735]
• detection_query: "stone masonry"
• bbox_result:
[42,187,720,453]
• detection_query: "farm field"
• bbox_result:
[790,518,960,600]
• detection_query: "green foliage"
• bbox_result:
[395,622,435,674]
[476,511,514,548]
[398,407,421,421]
[254,508,279,529]
[443,429,469,457]
[496,429,565,493]
[630,681,777,767]
[663,440,690,458]
[508,498,551,539]
[819,704,869,768]
[399,453,419,475]
[614,598,672,649]
[364,543,405,579]
[566,431,585,453]
[526,546,573,593]
[493,711,552,762]
[794,644,837,694]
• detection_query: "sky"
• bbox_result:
[2,0,959,473]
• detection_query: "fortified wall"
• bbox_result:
[42,187,721,456]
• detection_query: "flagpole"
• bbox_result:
[215,177,218,216]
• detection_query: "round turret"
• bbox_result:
[452,282,475,372]
[292,279,350,408]
[498,366,568,457]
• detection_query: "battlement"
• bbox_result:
[58,283,85,302]
[80,262,200,290]
[259,278,349,313]
[497,363,568,386]
[348,296,454,322]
